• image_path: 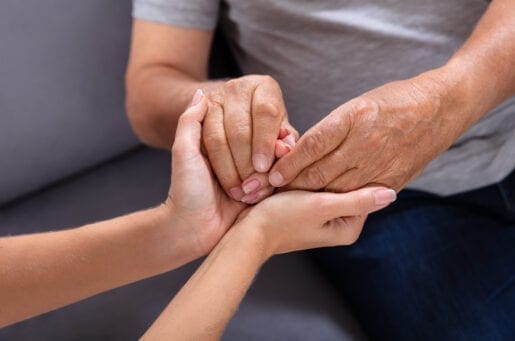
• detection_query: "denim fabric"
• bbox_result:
[313,171,515,341]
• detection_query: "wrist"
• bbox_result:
[153,202,206,265]
[425,60,492,126]
[228,218,272,264]
[412,66,480,143]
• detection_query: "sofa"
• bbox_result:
[0,1,366,339]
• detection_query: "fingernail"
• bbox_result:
[373,189,397,206]
[242,178,261,194]
[253,154,271,173]
[283,134,296,148]
[189,89,203,108]
[279,127,289,139]
[269,171,284,187]
[229,187,244,201]
[242,188,269,204]
[241,192,258,204]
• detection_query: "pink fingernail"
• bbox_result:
[283,134,296,148]
[242,188,270,204]
[189,89,203,108]
[241,192,258,204]
[269,171,284,187]
[229,187,244,201]
[373,189,397,206]
[242,178,261,194]
[253,154,271,173]
[279,127,289,139]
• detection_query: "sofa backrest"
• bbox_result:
[0,0,138,205]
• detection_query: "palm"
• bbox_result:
[170,152,245,253]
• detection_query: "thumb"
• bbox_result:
[172,89,208,159]
[314,187,397,221]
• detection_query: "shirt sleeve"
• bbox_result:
[132,0,220,30]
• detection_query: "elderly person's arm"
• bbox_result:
[126,20,297,202]
[266,0,514,193]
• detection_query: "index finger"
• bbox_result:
[269,110,351,187]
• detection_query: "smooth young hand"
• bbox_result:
[237,187,397,258]
[165,90,245,256]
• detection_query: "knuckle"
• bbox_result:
[351,96,380,117]
[304,166,329,189]
[207,91,224,106]
[217,173,238,188]
[228,125,251,143]
[354,192,370,212]
[253,101,282,119]
[301,132,326,158]
[203,130,225,149]
[258,74,277,85]
[223,78,240,93]
[350,97,381,127]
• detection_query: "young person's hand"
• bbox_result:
[236,187,397,258]
[164,90,246,256]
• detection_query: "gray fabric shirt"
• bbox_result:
[133,0,515,196]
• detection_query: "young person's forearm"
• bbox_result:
[0,205,199,327]
[126,66,223,149]
[142,222,268,340]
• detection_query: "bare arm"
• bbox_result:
[0,94,245,328]
[126,20,298,203]
[270,0,515,193]
[0,206,196,327]
[125,20,220,148]
[141,222,265,340]
[445,0,515,119]
[143,187,396,340]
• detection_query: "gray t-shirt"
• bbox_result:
[133,0,515,196]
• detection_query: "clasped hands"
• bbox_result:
[170,70,462,256]
[166,84,400,260]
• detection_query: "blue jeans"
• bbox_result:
[312,171,515,340]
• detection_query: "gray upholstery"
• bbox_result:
[0,0,138,205]
[0,148,365,340]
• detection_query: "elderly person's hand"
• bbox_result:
[202,75,298,203]
[167,89,295,255]
[267,68,482,193]
[166,89,246,256]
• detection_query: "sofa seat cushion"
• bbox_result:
[0,147,365,340]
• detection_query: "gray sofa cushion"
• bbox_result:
[0,0,138,205]
[0,147,365,340]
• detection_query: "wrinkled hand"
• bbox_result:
[269,71,462,193]
[166,90,245,255]
[202,75,298,203]
[238,187,396,257]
